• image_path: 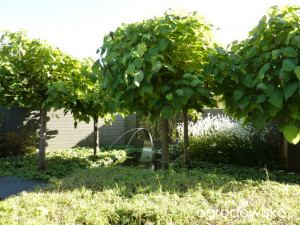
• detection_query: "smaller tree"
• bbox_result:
[65,58,111,155]
[0,30,81,169]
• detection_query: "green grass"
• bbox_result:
[0,148,299,224]
[0,147,126,180]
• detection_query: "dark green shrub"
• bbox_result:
[0,126,38,157]
[177,114,274,167]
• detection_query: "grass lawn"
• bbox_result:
[0,147,299,224]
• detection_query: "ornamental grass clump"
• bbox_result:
[177,114,273,167]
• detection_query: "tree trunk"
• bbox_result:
[183,111,190,166]
[161,118,169,170]
[38,107,47,170]
[280,133,288,171]
[93,116,99,155]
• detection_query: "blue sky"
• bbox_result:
[0,0,299,59]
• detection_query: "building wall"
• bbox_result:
[0,107,137,151]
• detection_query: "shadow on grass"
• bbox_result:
[0,153,93,180]
[0,151,123,181]
[43,163,300,199]
[185,161,300,185]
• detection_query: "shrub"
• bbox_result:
[0,126,38,157]
[176,114,273,167]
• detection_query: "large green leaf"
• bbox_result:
[279,124,300,144]
[133,70,144,86]
[253,112,267,131]
[259,63,270,75]
[158,38,169,51]
[125,64,135,75]
[291,36,300,48]
[236,96,250,108]
[215,73,225,83]
[137,43,147,57]
[282,59,296,71]
[284,82,298,101]
[165,64,175,72]
[271,49,281,60]
[161,105,174,119]
[246,47,257,59]
[133,58,143,68]
[166,94,173,100]
[54,81,64,91]
[183,73,192,78]
[233,89,243,101]
[181,88,194,105]
[161,85,171,93]
[171,96,183,111]
[191,79,201,87]
[292,112,300,120]
[242,74,254,88]
[255,95,267,104]
[196,87,210,98]
[176,89,184,96]
[139,85,153,97]
[267,104,280,117]
[268,90,283,108]
[262,83,275,97]
[294,66,300,80]
[282,47,298,57]
[152,62,162,72]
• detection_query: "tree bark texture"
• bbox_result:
[38,107,47,170]
[183,111,190,166]
[93,116,99,155]
[280,134,288,171]
[161,118,170,170]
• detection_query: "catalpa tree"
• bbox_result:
[0,30,81,170]
[219,5,300,170]
[65,58,112,155]
[97,10,217,168]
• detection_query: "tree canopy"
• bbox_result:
[97,10,217,120]
[65,58,111,154]
[218,5,300,145]
[96,10,218,167]
[0,30,83,169]
[0,30,81,110]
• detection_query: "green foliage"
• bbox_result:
[0,126,37,157]
[97,10,217,120]
[64,58,111,125]
[0,147,126,180]
[0,166,299,224]
[0,30,81,111]
[0,30,97,167]
[219,5,300,144]
[176,115,273,167]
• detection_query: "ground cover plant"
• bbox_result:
[0,147,126,180]
[0,164,299,224]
